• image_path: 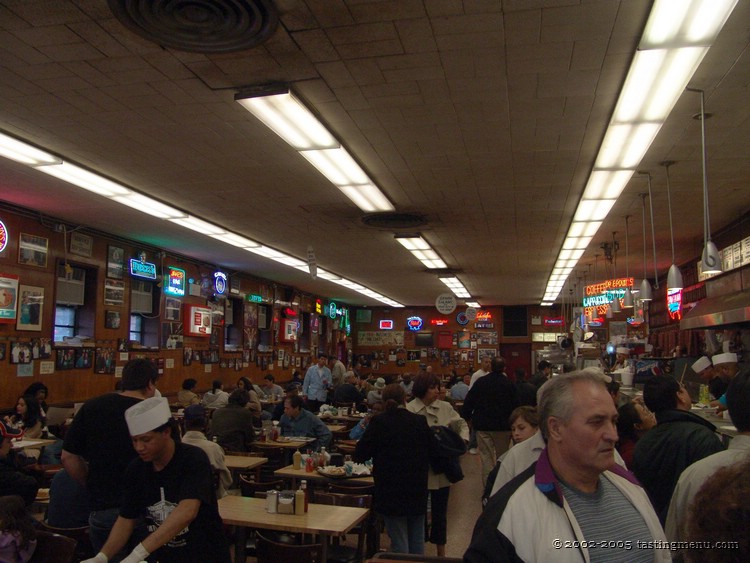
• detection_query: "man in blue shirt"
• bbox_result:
[303,353,332,412]
[279,396,332,450]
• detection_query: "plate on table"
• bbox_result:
[317,466,349,478]
[36,488,50,501]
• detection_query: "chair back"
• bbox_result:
[328,482,375,495]
[29,531,77,563]
[249,444,286,479]
[255,530,322,563]
[239,475,285,497]
[36,521,94,560]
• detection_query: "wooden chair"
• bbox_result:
[255,530,322,563]
[249,444,287,480]
[239,475,285,497]
[36,521,94,561]
[313,491,372,563]
[29,531,77,563]
[328,482,375,495]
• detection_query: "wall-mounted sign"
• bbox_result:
[164,266,186,297]
[430,319,449,326]
[544,317,565,326]
[475,321,494,329]
[456,311,469,326]
[129,258,157,280]
[406,316,424,331]
[328,301,338,319]
[379,319,394,330]
[315,299,323,314]
[465,307,478,321]
[247,293,263,303]
[213,271,227,295]
[0,219,9,254]
[475,311,492,321]
[435,293,457,315]
[283,307,298,317]
[584,277,634,296]
[184,304,212,336]
[667,289,682,321]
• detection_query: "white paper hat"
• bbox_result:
[712,352,737,366]
[125,397,171,436]
[691,356,712,373]
[616,347,630,355]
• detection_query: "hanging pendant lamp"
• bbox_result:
[623,215,634,308]
[691,89,723,275]
[639,191,653,301]
[609,231,622,313]
[663,161,684,291]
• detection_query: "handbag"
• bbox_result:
[429,425,467,483]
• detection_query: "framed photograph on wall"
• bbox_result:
[18,233,48,268]
[0,342,6,361]
[55,348,76,370]
[70,232,93,257]
[107,245,125,279]
[165,297,181,321]
[105,310,121,329]
[95,347,116,374]
[16,285,44,331]
[104,279,125,305]
[75,348,94,369]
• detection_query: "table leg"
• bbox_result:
[234,526,246,562]
[320,532,329,561]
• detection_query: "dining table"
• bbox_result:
[224,455,267,481]
[219,494,369,561]
[11,438,57,450]
[274,464,374,489]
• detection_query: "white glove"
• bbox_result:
[120,543,150,563]
[81,554,108,563]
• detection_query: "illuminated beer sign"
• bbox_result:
[247,293,263,303]
[430,319,449,326]
[0,219,7,254]
[379,319,394,330]
[164,266,186,296]
[406,316,424,331]
[667,288,682,321]
[475,311,492,321]
[213,271,227,295]
[129,258,157,280]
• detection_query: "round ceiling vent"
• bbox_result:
[360,212,428,230]
[108,0,278,54]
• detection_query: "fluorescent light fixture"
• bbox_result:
[316,269,342,281]
[558,249,585,261]
[574,200,616,222]
[37,162,131,197]
[111,193,186,219]
[237,88,394,213]
[439,276,471,298]
[300,148,370,186]
[0,132,59,166]
[466,301,481,308]
[210,232,261,248]
[540,302,553,306]
[582,171,634,200]
[567,222,602,238]
[562,237,591,250]
[395,235,447,269]
[169,215,226,236]
[235,90,338,150]
[338,184,395,213]
[641,0,739,48]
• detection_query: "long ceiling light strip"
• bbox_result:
[439,275,471,299]
[0,131,403,307]
[542,0,739,304]
[394,235,448,269]
[236,88,395,213]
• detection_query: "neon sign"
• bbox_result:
[213,271,227,295]
[667,289,682,321]
[0,219,7,254]
[585,277,635,296]
[406,316,424,331]
[164,266,186,296]
[456,311,469,326]
[430,319,449,326]
[379,320,394,330]
[475,311,492,321]
[246,293,263,303]
[315,299,323,314]
[129,258,157,280]
[544,317,565,326]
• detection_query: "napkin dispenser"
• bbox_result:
[329,453,344,467]
[277,491,296,514]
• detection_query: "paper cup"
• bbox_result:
[621,370,634,387]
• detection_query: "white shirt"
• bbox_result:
[665,434,750,543]
[181,430,233,498]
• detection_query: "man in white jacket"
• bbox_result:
[466,370,669,563]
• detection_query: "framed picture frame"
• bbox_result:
[75,348,94,369]
[18,233,48,268]
[107,245,125,279]
[10,342,32,364]
[104,279,125,306]
[105,310,121,329]
[165,297,181,321]
[69,232,94,257]
[16,285,44,331]
[95,347,116,374]
[55,348,76,370]
[0,342,6,361]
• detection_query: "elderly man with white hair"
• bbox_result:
[83,397,229,563]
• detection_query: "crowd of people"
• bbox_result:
[1,351,748,562]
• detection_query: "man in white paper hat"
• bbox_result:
[83,397,229,563]
[710,352,742,412]
[691,356,727,401]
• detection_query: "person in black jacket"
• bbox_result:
[461,357,519,485]
[355,384,434,555]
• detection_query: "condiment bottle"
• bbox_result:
[295,486,305,514]
[300,480,309,512]
[305,454,314,473]
[320,447,330,467]
[293,449,302,470]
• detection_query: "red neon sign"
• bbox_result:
[379,320,394,330]
[430,319,449,326]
